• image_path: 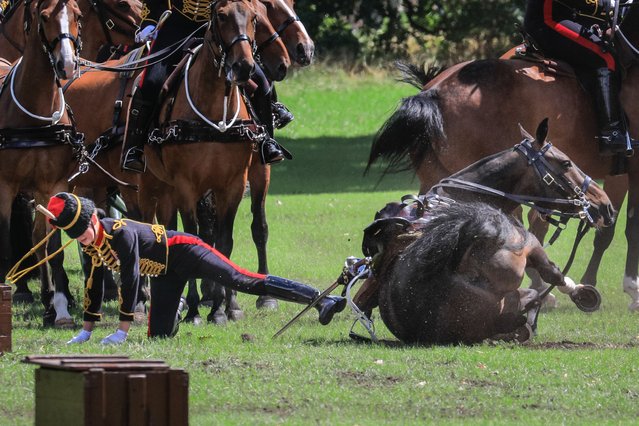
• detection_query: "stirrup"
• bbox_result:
[121,147,146,173]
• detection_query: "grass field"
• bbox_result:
[2,66,639,425]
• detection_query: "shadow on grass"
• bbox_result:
[269,135,417,195]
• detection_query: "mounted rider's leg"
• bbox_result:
[593,67,631,156]
[121,87,156,173]
[250,64,289,164]
[271,85,294,129]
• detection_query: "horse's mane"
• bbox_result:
[398,202,524,289]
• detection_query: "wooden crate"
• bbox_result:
[23,355,189,426]
[0,284,11,353]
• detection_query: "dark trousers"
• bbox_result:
[149,237,267,337]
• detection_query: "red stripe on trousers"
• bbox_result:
[543,0,615,70]
[167,235,267,279]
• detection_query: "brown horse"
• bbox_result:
[0,0,141,62]
[134,0,269,324]
[356,122,613,344]
[0,0,83,326]
[3,0,141,304]
[368,5,639,310]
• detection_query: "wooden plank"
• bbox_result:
[85,369,106,426]
[0,285,11,300]
[35,369,85,426]
[146,371,169,426]
[168,369,189,426]
[104,372,127,426]
[0,312,12,334]
[127,374,148,426]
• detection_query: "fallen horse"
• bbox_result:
[346,120,612,345]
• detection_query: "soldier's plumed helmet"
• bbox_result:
[46,192,95,238]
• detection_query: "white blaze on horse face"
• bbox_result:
[275,0,310,39]
[58,4,76,78]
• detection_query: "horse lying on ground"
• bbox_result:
[353,120,613,344]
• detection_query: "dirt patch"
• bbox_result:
[339,370,402,387]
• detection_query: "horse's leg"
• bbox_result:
[213,187,245,322]
[248,162,277,309]
[182,205,203,325]
[10,193,36,303]
[623,167,639,311]
[581,175,627,285]
[525,209,558,309]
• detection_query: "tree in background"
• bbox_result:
[296,1,525,64]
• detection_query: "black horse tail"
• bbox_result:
[366,64,446,176]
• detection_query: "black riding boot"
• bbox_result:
[272,101,294,129]
[264,275,346,325]
[594,68,631,156]
[121,96,155,173]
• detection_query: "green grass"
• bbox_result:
[2,66,639,425]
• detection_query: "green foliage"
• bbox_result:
[297,1,526,63]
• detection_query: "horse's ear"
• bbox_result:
[535,118,549,146]
[518,123,533,141]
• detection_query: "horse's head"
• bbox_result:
[79,0,142,47]
[207,0,258,84]
[26,0,82,79]
[518,119,615,228]
[259,0,314,66]
[253,0,290,81]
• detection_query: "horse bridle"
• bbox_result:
[429,138,596,226]
[24,0,82,79]
[85,0,139,47]
[206,0,257,76]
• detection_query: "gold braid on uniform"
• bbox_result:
[151,224,165,242]
[139,258,166,276]
[181,0,210,22]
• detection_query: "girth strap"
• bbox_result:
[148,119,267,145]
[0,124,83,149]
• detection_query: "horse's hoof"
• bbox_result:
[628,300,639,312]
[12,291,34,304]
[256,296,278,310]
[208,312,228,326]
[570,285,601,312]
[514,323,534,344]
[191,315,203,326]
[54,318,76,329]
[227,309,245,322]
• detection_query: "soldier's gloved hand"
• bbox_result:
[66,329,92,345]
[135,25,156,43]
[100,329,128,345]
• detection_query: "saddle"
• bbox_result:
[505,30,578,80]
[361,194,451,260]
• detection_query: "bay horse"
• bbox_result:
[5,0,141,305]
[356,121,613,344]
[0,0,83,326]
[0,0,141,62]
[367,4,639,310]
[135,0,269,324]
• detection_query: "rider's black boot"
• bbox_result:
[264,275,346,325]
[261,138,285,164]
[121,95,155,173]
[593,68,632,156]
[272,101,294,129]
